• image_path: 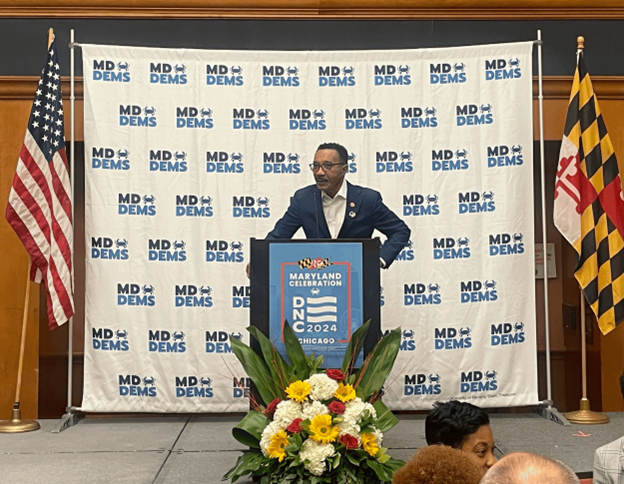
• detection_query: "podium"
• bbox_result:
[250,238,381,368]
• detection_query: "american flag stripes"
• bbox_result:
[5,40,74,329]
[554,52,624,335]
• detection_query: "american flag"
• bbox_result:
[5,40,74,329]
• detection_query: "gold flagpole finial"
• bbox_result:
[577,36,585,52]
[47,28,54,49]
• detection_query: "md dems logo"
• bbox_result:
[91,237,129,260]
[206,64,243,86]
[263,65,300,86]
[232,286,250,308]
[149,150,187,172]
[119,375,157,397]
[460,370,498,393]
[375,150,413,173]
[206,151,244,174]
[206,240,244,263]
[93,60,130,82]
[92,327,129,351]
[395,240,414,262]
[435,326,472,350]
[485,58,521,81]
[459,191,495,214]
[401,106,438,129]
[148,239,187,262]
[489,233,524,256]
[400,329,416,351]
[91,147,129,171]
[404,373,441,396]
[233,196,270,218]
[319,65,355,87]
[403,194,439,217]
[345,108,382,130]
[118,193,156,216]
[430,62,466,84]
[233,376,251,398]
[432,148,469,172]
[433,237,470,260]
[117,283,155,307]
[148,330,186,353]
[374,64,411,86]
[175,285,213,307]
[176,107,213,129]
[150,62,187,85]
[175,376,213,398]
[487,145,523,167]
[176,195,213,217]
[233,108,270,130]
[289,109,326,131]
[491,322,525,346]
[206,330,242,353]
[119,105,157,127]
[403,283,441,306]
[456,104,493,126]
[263,152,301,174]
[460,280,497,304]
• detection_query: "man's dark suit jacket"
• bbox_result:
[266,182,410,268]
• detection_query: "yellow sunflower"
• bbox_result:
[334,382,356,403]
[285,380,311,403]
[308,414,340,444]
[361,432,379,456]
[267,429,290,462]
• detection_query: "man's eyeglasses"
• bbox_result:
[309,162,346,172]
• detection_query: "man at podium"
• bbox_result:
[266,142,410,269]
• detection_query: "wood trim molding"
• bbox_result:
[0,0,621,19]
[1,75,621,101]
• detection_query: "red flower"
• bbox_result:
[287,418,303,433]
[328,400,346,415]
[326,369,346,381]
[265,398,281,416]
[340,434,358,449]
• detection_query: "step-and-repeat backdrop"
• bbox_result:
[81,42,537,412]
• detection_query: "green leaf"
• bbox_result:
[367,460,392,482]
[341,320,370,373]
[229,335,282,405]
[248,326,293,389]
[353,327,401,401]
[346,452,359,466]
[222,450,265,482]
[372,400,399,433]
[231,410,270,448]
[283,320,311,378]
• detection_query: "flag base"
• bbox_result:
[0,408,41,433]
[564,398,610,424]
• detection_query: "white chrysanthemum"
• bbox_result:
[343,397,377,422]
[300,438,335,476]
[273,399,303,426]
[302,400,329,421]
[306,373,339,401]
[373,428,383,446]
[259,420,286,457]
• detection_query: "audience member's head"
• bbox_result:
[425,400,496,475]
[479,452,580,484]
[392,444,483,484]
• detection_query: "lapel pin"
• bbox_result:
[349,211,356,218]
[350,202,355,207]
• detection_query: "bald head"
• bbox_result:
[480,452,579,484]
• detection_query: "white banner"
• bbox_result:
[81,42,537,412]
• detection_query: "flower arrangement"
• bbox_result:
[224,320,404,484]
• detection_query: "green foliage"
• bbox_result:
[353,328,401,401]
[248,326,294,389]
[340,320,370,373]
[231,410,270,448]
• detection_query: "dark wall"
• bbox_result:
[0,19,622,77]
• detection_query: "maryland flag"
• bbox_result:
[554,51,624,335]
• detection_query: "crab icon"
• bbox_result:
[513,233,523,243]
[174,64,186,74]
[117,61,129,71]
[457,237,469,247]
[142,285,155,295]
[143,194,155,204]
[400,151,412,161]
[257,197,269,206]
[313,109,325,119]
[343,66,354,75]
[144,106,156,116]
[286,66,299,76]
[143,376,155,386]
[347,153,356,162]
[426,194,438,204]
[369,108,381,118]
[398,65,410,74]
[230,241,243,251]
[200,108,213,118]
[172,331,185,341]
[287,153,300,163]
[425,107,437,117]
[455,148,468,158]
[484,280,497,290]
[402,329,414,339]
[173,240,186,251]
[428,283,440,293]
[509,58,520,68]
[200,196,212,206]
[453,62,465,72]
[482,191,494,201]
[200,377,212,387]
[231,65,243,74]
[257,109,269,119]
[311,288,321,296]
[117,149,129,158]
[230,332,243,341]
[511,145,522,155]
[199,285,212,296]
[485,370,497,380]
[404,240,413,249]
[116,329,128,340]
[514,322,524,332]
[174,151,187,161]
[480,104,492,113]
[115,238,128,249]
[459,327,471,337]
[428,374,441,384]
[230,152,243,162]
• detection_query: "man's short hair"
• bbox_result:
[479,452,580,484]
[316,142,348,165]
[425,400,490,449]
[392,445,482,484]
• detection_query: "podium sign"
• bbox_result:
[269,242,363,368]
